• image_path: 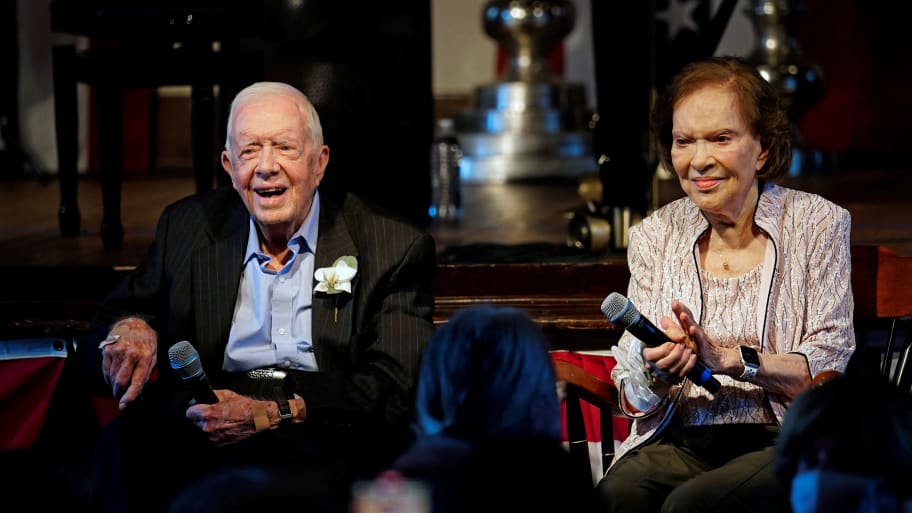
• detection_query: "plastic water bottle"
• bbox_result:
[429,118,463,221]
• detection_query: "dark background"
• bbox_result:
[4,0,434,228]
[2,0,911,228]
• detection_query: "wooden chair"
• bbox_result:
[850,245,912,390]
[551,354,629,485]
[892,341,912,392]
[553,358,622,483]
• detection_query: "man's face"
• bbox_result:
[221,92,329,241]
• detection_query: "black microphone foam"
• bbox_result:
[601,292,721,394]
[168,341,219,405]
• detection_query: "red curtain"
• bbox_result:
[0,356,66,449]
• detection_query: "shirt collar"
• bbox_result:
[243,189,321,264]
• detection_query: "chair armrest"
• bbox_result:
[553,360,621,416]
[812,370,842,386]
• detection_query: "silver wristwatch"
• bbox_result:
[738,345,760,381]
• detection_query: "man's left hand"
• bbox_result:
[185,389,272,446]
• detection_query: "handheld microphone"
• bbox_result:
[168,341,219,404]
[601,292,721,394]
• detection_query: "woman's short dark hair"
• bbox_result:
[650,56,793,181]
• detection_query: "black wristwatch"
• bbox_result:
[738,345,761,381]
[273,386,294,424]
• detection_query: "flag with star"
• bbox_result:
[588,0,741,213]
[652,0,741,92]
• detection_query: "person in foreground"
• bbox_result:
[80,81,436,513]
[386,304,602,513]
[774,370,912,513]
[597,56,855,512]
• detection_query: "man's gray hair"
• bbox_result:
[224,82,323,150]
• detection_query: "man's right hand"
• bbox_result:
[100,317,158,410]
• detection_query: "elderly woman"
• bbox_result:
[597,56,855,513]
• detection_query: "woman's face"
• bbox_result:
[670,85,768,223]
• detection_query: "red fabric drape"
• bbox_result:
[0,357,66,449]
[551,351,630,446]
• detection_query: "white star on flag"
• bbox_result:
[656,0,701,40]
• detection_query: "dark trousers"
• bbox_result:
[90,384,404,513]
[596,423,791,513]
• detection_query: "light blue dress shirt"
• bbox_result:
[222,191,321,372]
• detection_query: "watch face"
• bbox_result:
[740,346,761,367]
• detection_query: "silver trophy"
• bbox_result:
[745,0,827,175]
[453,0,597,183]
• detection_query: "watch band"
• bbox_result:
[738,345,760,381]
[273,387,294,424]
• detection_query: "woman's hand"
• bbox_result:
[642,340,695,395]
[642,310,697,389]
[640,299,730,388]
[670,300,729,371]
[671,301,813,396]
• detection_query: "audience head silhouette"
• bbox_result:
[166,464,347,513]
[412,304,561,442]
[774,371,912,513]
[388,304,602,513]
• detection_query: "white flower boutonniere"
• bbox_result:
[314,256,358,322]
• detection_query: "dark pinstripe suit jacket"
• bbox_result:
[90,186,436,430]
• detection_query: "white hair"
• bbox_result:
[224,81,323,150]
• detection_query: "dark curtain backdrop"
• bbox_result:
[220,0,434,228]
[1,0,20,179]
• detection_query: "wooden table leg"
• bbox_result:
[97,83,124,252]
[53,45,80,236]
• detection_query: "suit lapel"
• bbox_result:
[193,205,249,359]
[313,192,359,366]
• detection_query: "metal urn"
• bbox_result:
[745,0,827,175]
[453,0,597,183]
